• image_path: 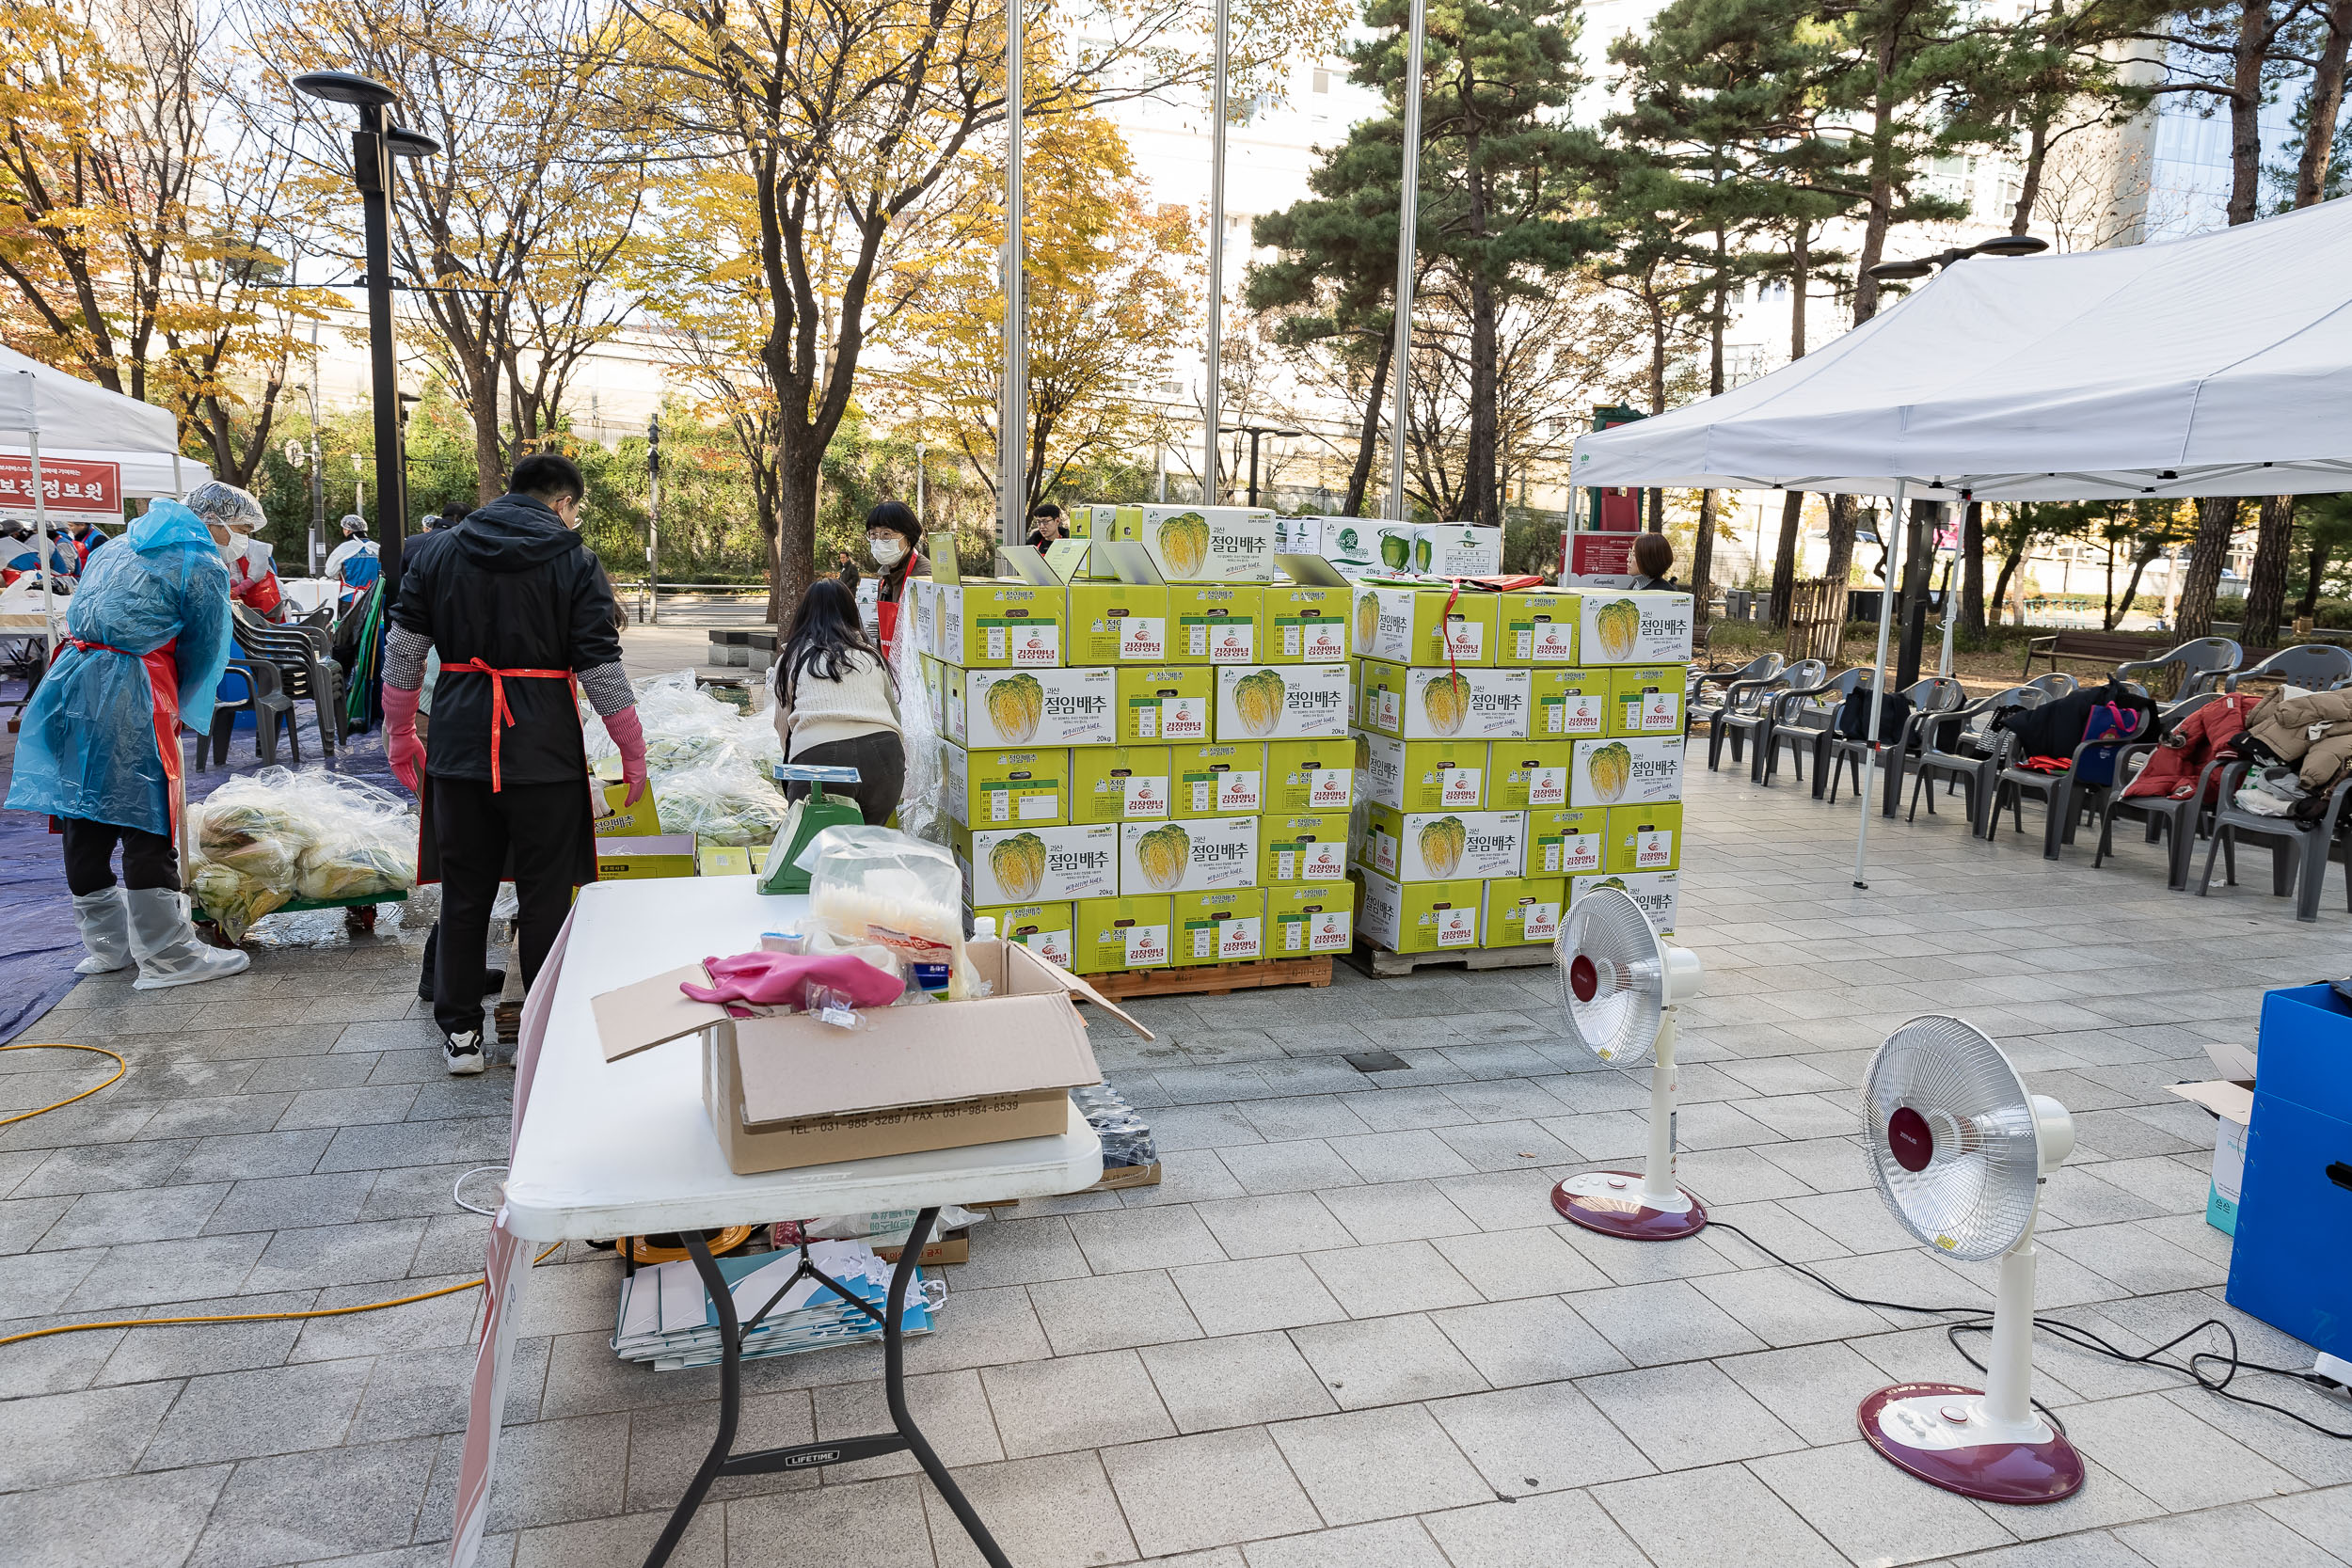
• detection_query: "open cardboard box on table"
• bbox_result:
[590,937,1151,1176]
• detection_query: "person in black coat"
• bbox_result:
[381,453,650,1074]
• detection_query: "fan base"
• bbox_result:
[1550,1170,1707,1240]
[1858,1383,2085,1504]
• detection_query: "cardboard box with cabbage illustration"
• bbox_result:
[1576,590,1694,665]
[1521,805,1607,876]
[1354,868,1482,952]
[1570,735,1684,808]
[1365,523,1422,576]
[1526,667,1609,737]
[1264,585,1350,664]
[1266,882,1354,956]
[941,742,1068,828]
[1172,743,1265,817]
[1216,663,1351,741]
[916,653,947,730]
[971,902,1074,970]
[1081,503,1121,538]
[1357,660,1531,741]
[1044,538,1117,582]
[1072,895,1173,973]
[1604,802,1683,873]
[1173,888,1265,967]
[1360,806,1526,882]
[1609,664,1687,736]
[1110,504,1275,583]
[1260,812,1351,885]
[1116,665,1215,744]
[1351,585,1498,666]
[1569,869,1678,934]
[933,581,1065,667]
[1067,582,1168,663]
[948,665,1119,749]
[1483,877,1565,947]
[1359,733,1485,811]
[1415,523,1503,578]
[954,822,1119,906]
[1272,515,1325,553]
[1317,521,1379,577]
[1119,816,1260,895]
[1071,746,1173,824]
[1168,584,1265,664]
[1497,591,1581,665]
[1264,736,1357,813]
[1488,739,1578,810]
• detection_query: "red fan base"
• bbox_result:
[1858,1383,2086,1504]
[1549,1169,1708,1241]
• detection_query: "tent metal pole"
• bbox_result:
[28,417,54,661]
[1202,0,1230,510]
[1001,0,1025,546]
[1852,479,1907,890]
[1937,499,1959,676]
[1386,0,1427,521]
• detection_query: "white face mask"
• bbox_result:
[870,536,906,566]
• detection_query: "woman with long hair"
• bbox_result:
[771,577,905,824]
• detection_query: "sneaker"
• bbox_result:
[443,1030,486,1076]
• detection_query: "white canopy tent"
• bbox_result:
[1569,197,2352,887]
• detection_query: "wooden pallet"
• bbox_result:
[1081,954,1333,999]
[1346,942,1554,978]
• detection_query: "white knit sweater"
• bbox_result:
[772,650,902,756]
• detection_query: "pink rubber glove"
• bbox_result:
[680,951,906,1009]
[383,683,424,794]
[603,705,649,805]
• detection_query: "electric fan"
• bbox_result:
[1856,1015,2084,1504]
[1549,886,1707,1240]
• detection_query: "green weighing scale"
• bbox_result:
[758,763,866,894]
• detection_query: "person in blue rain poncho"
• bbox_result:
[4,498,252,989]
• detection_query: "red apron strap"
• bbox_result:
[446,659,574,792]
[69,638,183,839]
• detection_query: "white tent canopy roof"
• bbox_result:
[1571,198,2352,504]
[0,341,205,499]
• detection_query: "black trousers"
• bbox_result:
[784,731,906,826]
[60,816,180,895]
[430,776,588,1037]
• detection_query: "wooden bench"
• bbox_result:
[2020,629,2163,678]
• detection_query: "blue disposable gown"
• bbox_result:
[4,500,233,836]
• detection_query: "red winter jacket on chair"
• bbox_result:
[2122,690,2261,800]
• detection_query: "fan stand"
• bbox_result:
[1551,1003,1707,1241]
[1858,1237,2085,1503]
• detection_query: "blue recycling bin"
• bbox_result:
[2228,984,2352,1359]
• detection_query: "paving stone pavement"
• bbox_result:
[4,760,2351,1567]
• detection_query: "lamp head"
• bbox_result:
[386,127,440,159]
[1971,234,2050,259]
[294,71,398,111]
[1867,260,1934,282]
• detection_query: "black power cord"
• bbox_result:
[1706,1220,2352,1441]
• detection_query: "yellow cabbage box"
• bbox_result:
[1216,664,1352,741]
[1263,585,1350,664]
[1173,888,1265,966]
[955,822,1119,906]
[1172,743,1265,817]
[1264,737,1356,813]
[1360,806,1526,882]
[1351,585,1498,666]
[1577,590,1694,665]
[950,666,1119,749]
[1358,660,1530,741]
[1168,584,1265,664]
[1072,746,1174,824]
[1260,813,1351,885]
[1522,806,1607,877]
[1067,582,1169,663]
[1072,895,1173,974]
[1266,882,1355,957]
[972,901,1075,971]
[1571,735,1684,808]
[1605,802,1683,873]
[1569,869,1679,935]
[1483,876,1565,947]
[933,581,1064,668]
[941,743,1068,829]
[1111,504,1275,583]
[1359,733,1485,811]
[1497,591,1581,665]
[1609,665,1688,736]
[1354,868,1482,953]
[1119,816,1259,895]
[1527,668,1610,737]
[1487,739,1578,810]
[1115,665,1214,744]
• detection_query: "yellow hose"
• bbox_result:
[0,1042,558,1351]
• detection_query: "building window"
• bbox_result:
[1312,69,1330,92]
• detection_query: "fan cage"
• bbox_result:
[1863,1016,2042,1262]
[1553,889,1664,1066]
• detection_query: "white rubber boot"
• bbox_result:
[125,887,251,990]
[70,888,135,974]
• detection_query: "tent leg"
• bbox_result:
[1852,481,1908,889]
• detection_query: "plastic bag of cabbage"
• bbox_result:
[190,767,417,937]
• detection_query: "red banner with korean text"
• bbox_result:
[0,455,122,515]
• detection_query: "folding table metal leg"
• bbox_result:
[642,1210,1012,1568]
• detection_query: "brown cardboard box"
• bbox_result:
[875,1228,972,1266]
[591,939,1148,1175]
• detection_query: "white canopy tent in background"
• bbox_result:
[1570,196,2352,884]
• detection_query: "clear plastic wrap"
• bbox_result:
[581,668,785,781]
[804,826,976,999]
[1073,1085,1158,1169]
[889,605,946,844]
[190,860,291,942]
[654,759,794,846]
[190,767,418,927]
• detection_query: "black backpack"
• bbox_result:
[1836,685,1914,743]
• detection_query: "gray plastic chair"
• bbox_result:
[1990,700,2157,860]
[1907,685,2046,836]
[2090,692,2224,890]
[1693,654,1787,771]
[2117,637,2240,700]
[1825,676,1969,816]
[1721,657,1823,777]
[2223,643,2352,692]
[2027,672,2078,700]
[2196,759,2352,922]
[1761,669,1871,795]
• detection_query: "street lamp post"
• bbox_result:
[644,411,660,626]
[1867,233,2048,688]
[294,71,437,599]
[1220,424,1302,507]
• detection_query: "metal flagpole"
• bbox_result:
[1001,2,1026,546]
[1386,0,1427,520]
[1202,0,1231,509]
[1852,479,1908,889]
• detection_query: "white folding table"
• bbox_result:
[484,876,1104,1568]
